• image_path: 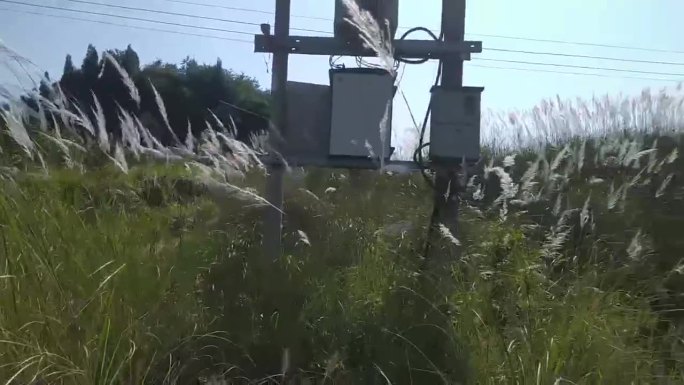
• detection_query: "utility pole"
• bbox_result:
[263,0,290,261]
[255,1,480,265]
[441,0,466,88]
[425,0,468,268]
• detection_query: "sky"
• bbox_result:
[2,0,684,140]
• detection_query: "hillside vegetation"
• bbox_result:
[2,40,684,384]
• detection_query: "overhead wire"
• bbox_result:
[1,3,682,85]
[1,2,682,85]
[161,0,330,22]
[0,5,254,44]
[475,58,684,77]
[140,0,684,56]
[0,0,255,36]
[62,0,329,35]
[62,0,684,69]
[469,64,681,83]
[11,0,684,69]
[219,100,268,121]
[470,33,684,55]
[485,47,684,67]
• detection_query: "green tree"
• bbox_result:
[63,54,75,75]
[49,44,271,145]
[110,44,140,77]
[81,44,100,83]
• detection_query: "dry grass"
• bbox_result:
[481,87,684,153]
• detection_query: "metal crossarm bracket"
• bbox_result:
[254,34,482,59]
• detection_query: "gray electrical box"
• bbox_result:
[429,86,484,163]
[284,81,331,164]
[334,0,399,44]
[329,68,394,160]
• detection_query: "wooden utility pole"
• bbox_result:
[425,0,467,268]
[441,0,466,88]
[263,0,290,261]
[256,1,479,264]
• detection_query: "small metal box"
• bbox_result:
[329,68,394,160]
[429,86,484,163]
[284,81,331,164]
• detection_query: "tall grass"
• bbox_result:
[481,87,684,154]
[3,20,684,384]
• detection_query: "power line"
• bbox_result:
[24,0,684,67]
[56,0,684,68]
[162,0,329,22]
[3,2,684,82]
[110,0,684,64]
[485,47,684,67]
[469,64,681,83]
[470,33,684,55]
[63,0,330,35]
[7,5,652,85]
[2,9,682,90]
[0,6,254,44]
[0,0,254,35]
[219,100,267,120]
[149,0,684,55]
[475,58,684,77]
[3,6,678,84]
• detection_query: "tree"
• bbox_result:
[48,44,271,146]
[110,44,140,77]
[63,55,75,75]
[123,45,140,76]
[81,44,100,82]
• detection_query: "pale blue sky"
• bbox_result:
[1,0,684,135]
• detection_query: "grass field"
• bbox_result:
[3,23,684,384]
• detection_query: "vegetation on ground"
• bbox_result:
[2,11,684,383]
